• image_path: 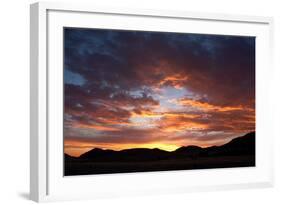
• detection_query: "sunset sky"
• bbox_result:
[64,28,255,157]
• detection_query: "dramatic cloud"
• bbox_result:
[64,28,255,156]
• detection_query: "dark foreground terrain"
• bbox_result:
[64,132,255,176]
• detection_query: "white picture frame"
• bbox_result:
[30,2,274,202]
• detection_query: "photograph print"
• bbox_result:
[64,28,255,176]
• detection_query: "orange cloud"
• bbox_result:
[163,112,198,119]
[162,121,208,132]
[131,110,163,118]
[157,113,208,133]
[130,110,202,128]
[159,74,188,89]
[176,98,244,112]
[132,110,199,119]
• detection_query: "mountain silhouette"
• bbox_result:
[174,145,203,158]
[79,147,170,162]
[79,148,116,160]
[67,132,255,162]
[64,132,255,175]
[64,153,78,162]
[201,132,255,157]
[213,131,255,155]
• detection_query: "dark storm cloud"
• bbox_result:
[64,28,255,106]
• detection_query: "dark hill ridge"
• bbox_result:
[65,153,75,159]
[217,131,255,155]
[79,148,116,159]
[65,132,255,162]
[79,147,171,162]
[175,145,203,156]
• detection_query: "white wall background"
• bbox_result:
[0,0,280,204]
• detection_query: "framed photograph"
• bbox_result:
[30,2,274,202]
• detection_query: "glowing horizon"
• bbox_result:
[65,131,254,157]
